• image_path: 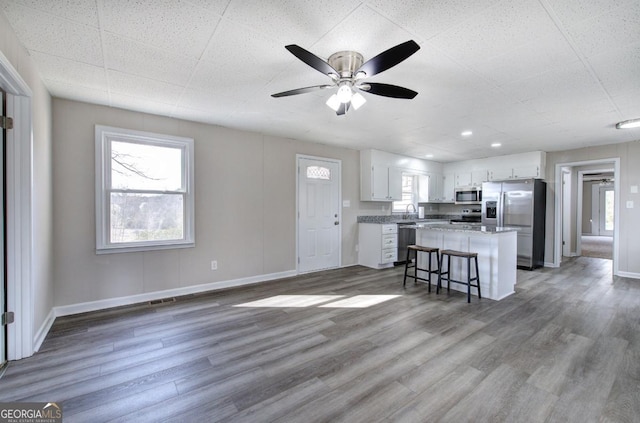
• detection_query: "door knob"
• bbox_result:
[334,221,340,225]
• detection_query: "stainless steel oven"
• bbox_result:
[454,187,482,204]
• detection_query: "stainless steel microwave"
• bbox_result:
[454,187,482,204]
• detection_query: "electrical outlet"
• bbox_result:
[211,260,218,270]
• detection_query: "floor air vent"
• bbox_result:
[148,297,176,305]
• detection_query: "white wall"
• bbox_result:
[546,141,640,275]
[52,99,368,307]
[0,13,53,343]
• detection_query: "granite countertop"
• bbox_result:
[357,215,450,224]
[359,219,449,225]
[415,224,519,234]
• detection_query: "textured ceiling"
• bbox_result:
[1,0,639,162]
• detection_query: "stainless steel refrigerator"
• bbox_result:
[482,178,546,270]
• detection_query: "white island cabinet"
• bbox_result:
[416,225,517,301]
[358,223,398,269]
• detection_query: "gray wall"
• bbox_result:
[0,13,53,339]
[545,141,640,274]
[52,98,375,307]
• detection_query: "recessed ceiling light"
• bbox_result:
[616,118,640,129]
[425,154,434,158]
[461,130,473,137]
[491,142,501,147]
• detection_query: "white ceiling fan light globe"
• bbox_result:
[337,84,353,103]
[326,94,341,111]
[351,92,366,110]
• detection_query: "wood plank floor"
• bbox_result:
[1,257,639,422]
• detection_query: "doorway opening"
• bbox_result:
[580,172,614,260]
[555,159,619,273]
[0,51,35,361]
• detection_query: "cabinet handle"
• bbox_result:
[334,221,340,225]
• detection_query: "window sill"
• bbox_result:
[96,242,195,255]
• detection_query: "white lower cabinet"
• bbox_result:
[358,223,398,269]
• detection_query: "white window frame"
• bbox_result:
[393,173,418,212]
[95,125,195,253]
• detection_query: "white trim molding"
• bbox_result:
[616,271,640,280]
[53,270,297,318]
[553,158,620,274]
[33,308,55,352]
[1,50,34,360]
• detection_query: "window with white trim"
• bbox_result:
[95,125,195,253]
[393,173,418,212]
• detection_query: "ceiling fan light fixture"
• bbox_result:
[337,83,353,103]
[351,92,366,110]
[616,118,640,129]
[326,94,341,112]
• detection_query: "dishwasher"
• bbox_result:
[395,222,417,264]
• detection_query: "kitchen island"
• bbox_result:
[415,224,517,301]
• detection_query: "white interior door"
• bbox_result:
[1,89,6,368]
[297,156,341,273]
[599,186,614,237]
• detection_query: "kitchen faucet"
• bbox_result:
[404,204,416,219]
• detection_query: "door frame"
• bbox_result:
[295,154,342,274]
[598,185,615,237]
[0,51,34,360]
[561,168,571,258]
[576,168,614,254]
[554,159,619,274]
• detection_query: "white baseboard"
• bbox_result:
[53,270,297,318]
[33,308,56,352]
[544,261,559,268]
[615,270,640,280]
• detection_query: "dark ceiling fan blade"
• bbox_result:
[336,102,350,116]
[355,40,420,78]
[271,85,333,98]
[360,83,418,99]
[285,45,339,78]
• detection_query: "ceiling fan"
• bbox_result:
[271,40,420,116]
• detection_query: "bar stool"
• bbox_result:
[403,245,440,292]
[437,250,481,303]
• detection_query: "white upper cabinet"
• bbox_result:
[489,165,540,181]
[360,149,443,202]
[471,169,488,186]
[387,166,403,200]
[441,172,455,202]
[512,165,541,179]
[448,151,546,184]
[418,173,430,202]
[361,150,405,201]
[359,149,545,203]
[454,170,487,188]
[367,165,402,201]
[488,168,514,181]
[455,172,472,187]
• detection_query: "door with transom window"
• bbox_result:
[297,156,341,273]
